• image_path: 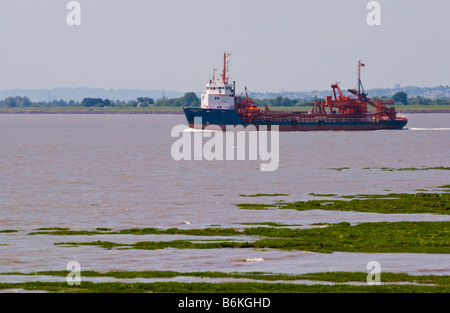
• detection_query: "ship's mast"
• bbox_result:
[357,60,366,95]
[221,52,232,84]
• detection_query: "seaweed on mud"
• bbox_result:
[52,221,450,254]
[239,193,289,197]
[239,192,450,215]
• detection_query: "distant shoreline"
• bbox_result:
[0,109,448,114]
[0,110,184,114]
[397,109,450,114]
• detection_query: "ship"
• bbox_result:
[183,52,407,131]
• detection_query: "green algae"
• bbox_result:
[0,280,448,293]
[364,166,450,171]
[5,189,450,293]
[2,269,449,293]
[3,270,449,286]
[29,227,244,236]
[20,190,450,253]
[309,193,338,197]
[53,221,450,254]
[236,203,278,210]
[239,193,289,197]
[240,222,302,227]
[327,166,450,172]
[239,192,450,215]
[325,167,350,171]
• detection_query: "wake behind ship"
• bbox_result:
[183,53,407,131]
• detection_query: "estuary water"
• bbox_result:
[0,113,449,280]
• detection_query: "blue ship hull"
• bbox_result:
[183,108,407,131]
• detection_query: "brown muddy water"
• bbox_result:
[0,113,449,282]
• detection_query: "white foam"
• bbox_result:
[407,128,450,131]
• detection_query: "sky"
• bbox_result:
[0,0,449,93]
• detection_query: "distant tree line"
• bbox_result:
[1,96,33,107]
[0,91,449,108]
[81,98,111,107]
[252,96,312,107]
[375,91,450,106]
[254,92,450,107]
[154,92,200,107]
[0,96,157,108]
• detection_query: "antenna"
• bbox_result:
[357,60,366,95]
[221,52,232,84]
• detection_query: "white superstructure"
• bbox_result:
[201,81,235,109]
[200,52,235,110]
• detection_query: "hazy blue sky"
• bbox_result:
[0,0,449,93]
